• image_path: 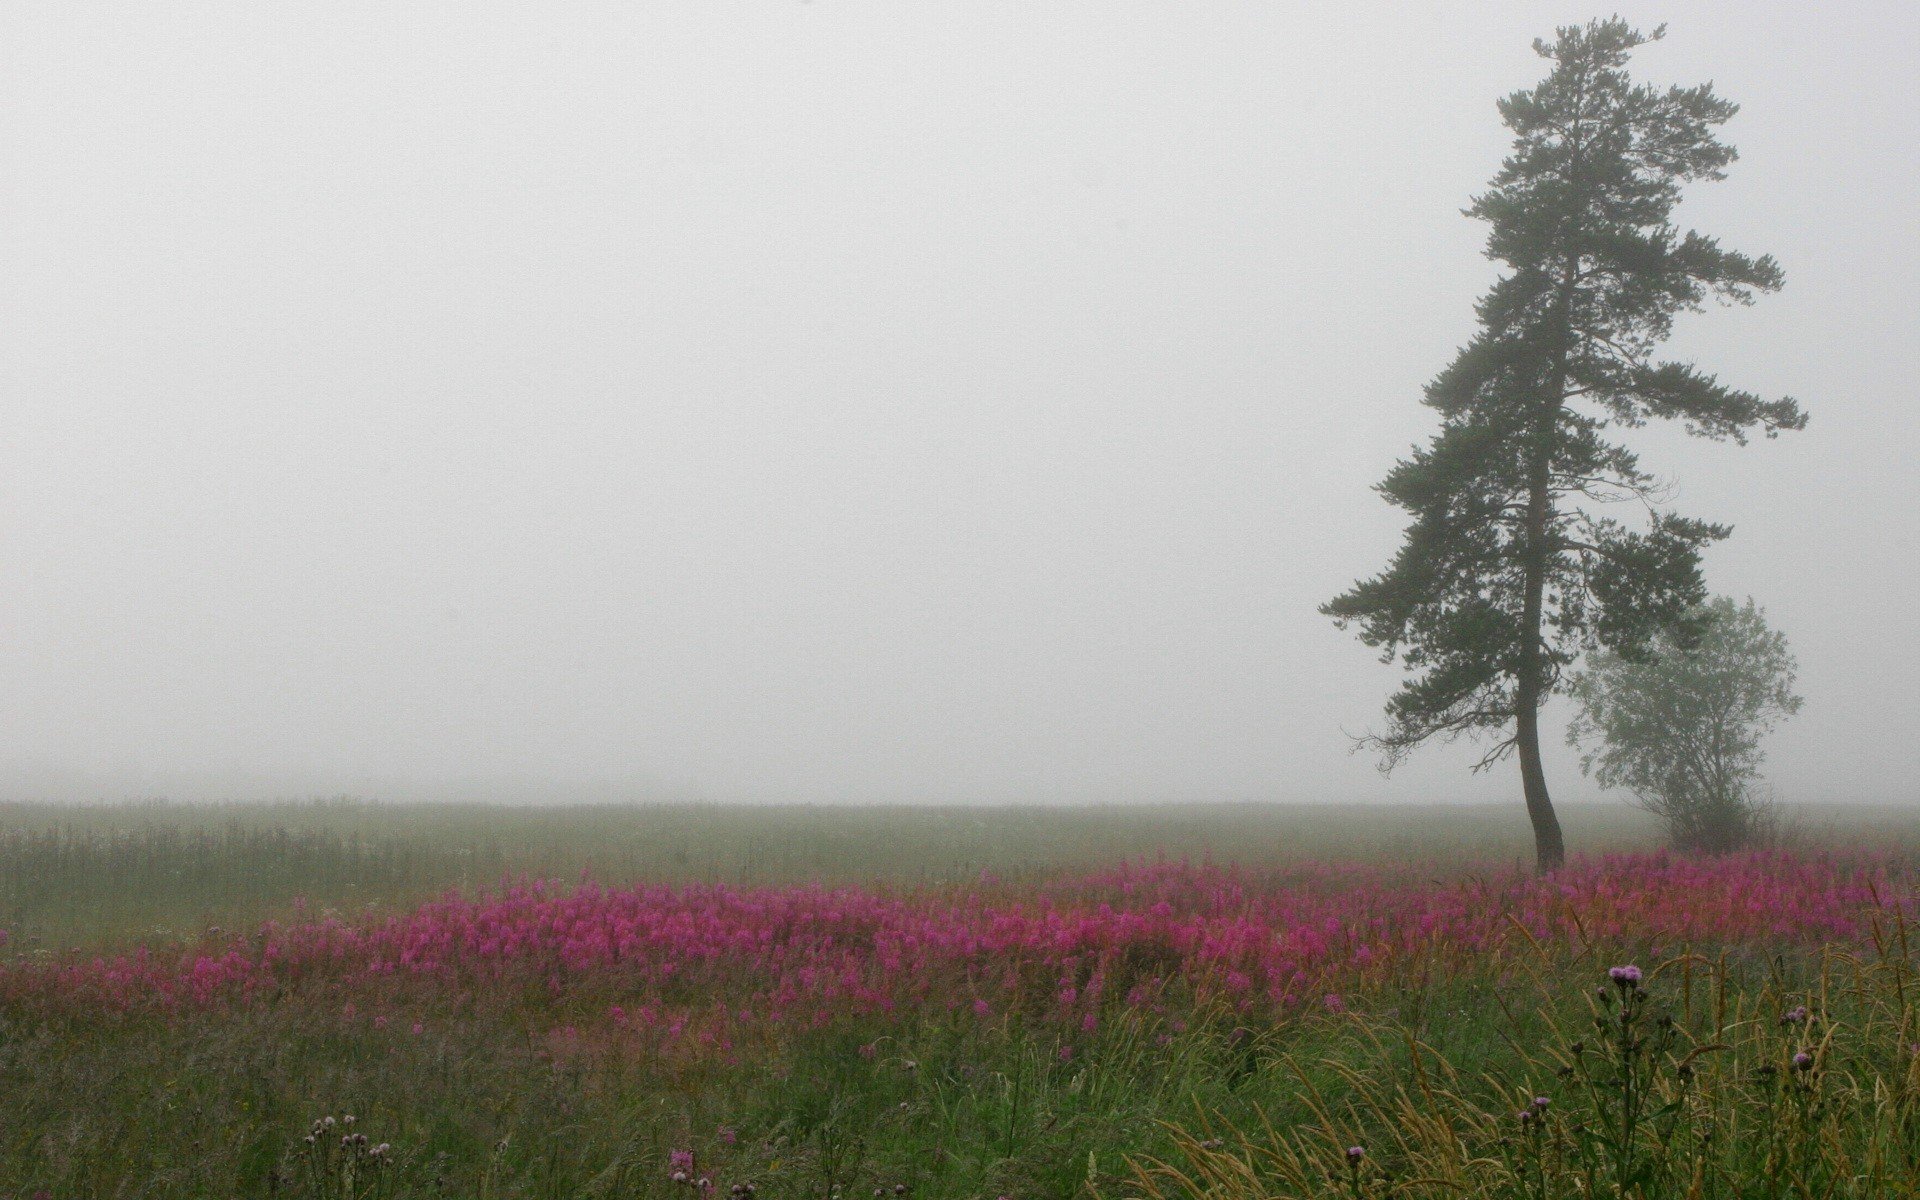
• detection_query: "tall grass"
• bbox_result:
[4,802,1919,1197]
[0,823,505,950]
[1129,941,1920,1197]
[1,799,1671,948]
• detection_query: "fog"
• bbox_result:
[2,2,1915,806]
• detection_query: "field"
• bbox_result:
[6,801,1920,1198]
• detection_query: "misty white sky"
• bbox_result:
[3,2,1916,807]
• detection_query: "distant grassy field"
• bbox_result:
[7,798,1919,948]
[5,801,1920,1198]
[2,798,1658,947]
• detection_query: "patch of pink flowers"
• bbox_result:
[3,851,1909,1045]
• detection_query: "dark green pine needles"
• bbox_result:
[1323,18,1806,871]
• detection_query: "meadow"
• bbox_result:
[5,801,1920,1198]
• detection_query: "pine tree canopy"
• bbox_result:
[1322,18,1806,855]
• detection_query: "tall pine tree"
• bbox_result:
[1322,19,1805,871]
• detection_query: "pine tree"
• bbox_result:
[1322,19,1806,871]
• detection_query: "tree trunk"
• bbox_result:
[1518,397,1566,873]
[1515,696,1565,872]
[1516,253,1581,875]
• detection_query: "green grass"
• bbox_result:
[0,798,1670,949]
[5,800,1920,1197]
[7,936,1908,1197]
[9,797,1918,950]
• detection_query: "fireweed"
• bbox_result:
[5,850,1919,1198]
[2,852,1904,1050]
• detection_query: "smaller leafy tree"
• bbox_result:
[1567,596,1802,852]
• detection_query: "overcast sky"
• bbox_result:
[2,2,1915,807]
